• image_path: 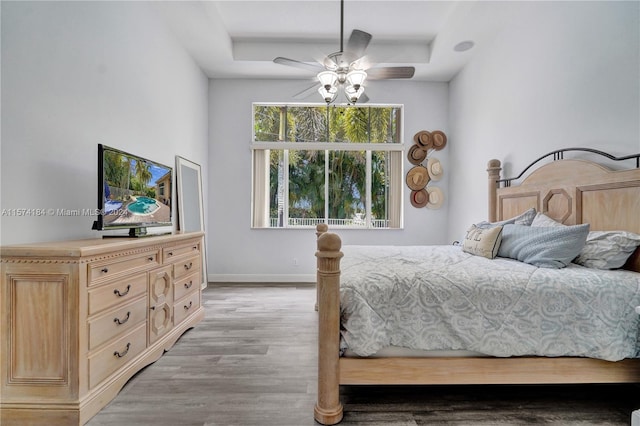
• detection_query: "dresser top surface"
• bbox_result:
[1,231,203,258]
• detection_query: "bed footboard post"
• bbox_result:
[487,159,502,222]
[314,232,344,425]
[315,224,329,311]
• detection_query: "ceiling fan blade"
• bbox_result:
[366,66,415,80]
[274,57,324,73]
[293,83,319,100]
[357,93,370,104]
[343,29,372,63]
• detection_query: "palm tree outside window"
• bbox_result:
[252,103,403,229]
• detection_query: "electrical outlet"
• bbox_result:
[292,257,299,267]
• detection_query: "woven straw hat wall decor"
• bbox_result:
[406,130,447,209]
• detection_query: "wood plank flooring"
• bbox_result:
[87,283,639,426]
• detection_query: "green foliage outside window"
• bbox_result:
[254,104,400,227]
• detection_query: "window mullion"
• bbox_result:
[324,150,329,225]
[284,150,290,228]
[366,151,372,228]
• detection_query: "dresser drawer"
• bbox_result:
[89,323,146,389]
[174,291,201,326]
[163,240,200,263]
[88,296,147,350]
[173,254,200,280]
[174,272,199,301]
[88,272,147,315]
[89,250,159,285]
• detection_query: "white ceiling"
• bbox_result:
[153,1,513,82]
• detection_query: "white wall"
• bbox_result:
[1,1,209,244]
[447,1,640,242]
[3,1,637,283]
[208,79,449,281]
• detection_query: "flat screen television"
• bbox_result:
[92,144,173,237]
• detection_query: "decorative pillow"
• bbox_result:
[476,207,537,229]
[532,213,640,269]
[462,224,503,259]
[573,231,640,269]
[497,223,590,268]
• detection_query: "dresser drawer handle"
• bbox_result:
[113,342,131,358]
[148,256,154,261]
[113,285,131,297]
[167,251,174,256]
[184,262,193,270]
[113,311,131,325]
[184,301,193,311]
[184,281,193,289]
[101,267,109,273]
[193,246,198,250]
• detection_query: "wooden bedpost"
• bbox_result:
[314,231,344,425]
[487,159,501,222]
[315,224,329,311]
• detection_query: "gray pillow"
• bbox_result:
[476,207,537,228]
[498,223,590,268]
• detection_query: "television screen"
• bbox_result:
[93,144,172,237]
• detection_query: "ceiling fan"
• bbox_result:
[273,0,415,104]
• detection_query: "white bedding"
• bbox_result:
[339,245,640,361]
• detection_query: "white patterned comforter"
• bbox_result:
[340,245,640,361]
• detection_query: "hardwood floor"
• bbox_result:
[87,283,639,426]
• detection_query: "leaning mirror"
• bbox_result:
[176,156,208,288]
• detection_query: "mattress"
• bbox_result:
[339,245,640,361]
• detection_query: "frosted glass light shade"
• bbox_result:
[345,85,364,103]
[346,70,367,89]
[318,86,338,103]
[317,71,338,89]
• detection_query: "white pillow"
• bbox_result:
[531,213,640,269]
[531,212,563,227]
[574,231,640,269]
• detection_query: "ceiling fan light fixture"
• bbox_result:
[317,71,339,90]
[318,86,338,104]
[345,85,364,103]
[273,1,414,104]
[346,70,367,90]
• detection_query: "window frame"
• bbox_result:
[251,102,405,230]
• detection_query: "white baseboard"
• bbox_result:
[208,273,315,283]
[632,409,640,426]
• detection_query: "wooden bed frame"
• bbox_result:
[313,149,640,425]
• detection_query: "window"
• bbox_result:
[252,104,403,229]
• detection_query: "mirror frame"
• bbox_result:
[175,155,208,288]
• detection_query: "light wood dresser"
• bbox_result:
[0,232,205,425]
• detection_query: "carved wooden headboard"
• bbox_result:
[487,149,640,272]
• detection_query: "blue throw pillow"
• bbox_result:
[497,223,590,268]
